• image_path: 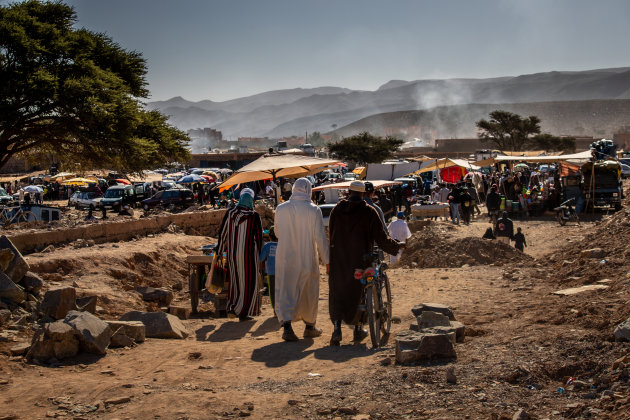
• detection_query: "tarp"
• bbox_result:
[490,150,593,163]
[312,180,402,191]
[218,153,340,189]
[365,162,421,180]
[413,158,480,175]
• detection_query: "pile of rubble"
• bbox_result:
[395,303,465,365]
[397,228,531,268]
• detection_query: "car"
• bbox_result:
[0,188,14,206]
[99,185,138,210]
[141,188,195,211]
[621,163,630,179]
[343,173,358,181]
[68,191,102,209]
[317,203,336,227]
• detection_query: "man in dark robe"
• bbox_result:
[328,181,403,345]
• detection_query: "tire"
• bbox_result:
[365,285,380,348]
[379,274,392,339]
[557,213,567,226]
[143,203,149,211]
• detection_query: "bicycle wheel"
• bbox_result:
[365,285,381,348]
[379,274,392,338]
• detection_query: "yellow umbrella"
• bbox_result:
[61,177,94,186]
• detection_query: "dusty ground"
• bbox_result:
[1,200,629,419]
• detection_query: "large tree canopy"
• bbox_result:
[476,110,541,152]
[327,132,403,164]
[0,0,190,173]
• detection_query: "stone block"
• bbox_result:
[9,342,30,356]
[580,248,606,259]
[76,296,97,314]
[418,311,451,328]
[411,303,455,320]
[614,317,630,342]
[63,311,112,355]
[395,331,456,364]
[27,321,79,362]
[20,272,44,295]
[107,320,146,347]
[135,287,173,306]
[0,235,30,283]
[0,271,25,304]
[168,305,191,320]
[119,311,188,339]
[450,320,465,343]
[40,287,77,319]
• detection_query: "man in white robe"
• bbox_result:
[274,178,330,341]
[387,211,412,263]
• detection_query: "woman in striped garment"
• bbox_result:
[216,188,263,320]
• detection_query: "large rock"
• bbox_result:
[40,287,77,319]
[135,287,174,306]
[20,271,44,295]
[27,320,79,362]
[418,311,451,328]
[411,303,455,320]
[0,235,30,283]
[63,311,112,355]
[395,331,457,364]
[614,318,630,342]
[119,311,188,339]
[107,320,146,347]
[0,308,11,326]
[76,296,97,314]
[0,271,25,303]
[580,248,607,259]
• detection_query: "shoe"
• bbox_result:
[303,326,322,338]
[353,327,368,342]
[329,329,342,346]
[282,329,299,342]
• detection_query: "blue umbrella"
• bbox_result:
[177,174,203,184]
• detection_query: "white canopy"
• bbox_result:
[312,180,402,191]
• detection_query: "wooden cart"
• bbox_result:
[185,254,229,316]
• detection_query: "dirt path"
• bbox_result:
[1,218,628,419]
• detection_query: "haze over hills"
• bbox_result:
[146,67,630,140]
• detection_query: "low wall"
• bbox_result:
[6,209,227,253]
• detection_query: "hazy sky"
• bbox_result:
[43,0,630,102]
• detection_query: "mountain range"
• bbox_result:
[146,67,630,140]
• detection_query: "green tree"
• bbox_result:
[307,131,325,147]
[476,110,541,152]
[0,0,190,173]
[327,131,402,164]
[530,133,576,153]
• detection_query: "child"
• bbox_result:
[513,227,527,252]
[259,226,278,309]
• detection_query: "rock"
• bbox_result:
[40,287,77,319]
[0,272,25,303]
[135,287,173,306]
[0,308,11,326]
[9,342,30,356]
[107,320,146,347]
[580,248,606,259]
[512,409,529,420]
[76,296,97,314]
[614,318,630,342]
[450,321,466,343]
[0,248,14,272]
[41,245,55,253]
[418,311,451,328]
[391,316,402,324]
[20,272,44,294]
[168,305,191,320]
[63,311,112,355]
[104,396,131,405]
[612,355,628,370]
[0,236,30,283]
[119,311,188,339]
[27,321,79,361]
[411,303,455,320]
[395,331,456,364]
[446,366,457,384]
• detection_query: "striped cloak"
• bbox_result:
[216,205,263,317]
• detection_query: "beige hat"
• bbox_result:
[349,181,365,192]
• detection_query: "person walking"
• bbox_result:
[328,181,403,345]
[259,226,278,310]
[513,227,527,252]
[274,178,330,341]
[460,186,473,225]
[495,211,514,245]
[215,188,263,321]
[387,211,412,263]
[448,183,462,225]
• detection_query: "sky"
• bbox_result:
[22,0,630,102]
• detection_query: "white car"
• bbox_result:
[68,191,102,209]
[621,163,630,179]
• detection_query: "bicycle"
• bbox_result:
[354,248,392,348]
[0,206,36,227]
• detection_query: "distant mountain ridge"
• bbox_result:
[146,67,630,139]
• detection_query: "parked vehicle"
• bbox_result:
[141,188,195,211]
[621,163,630,179]
[317,203,335,227]
[582,160,622,210]
[68,191,102,209]
[554,197,579,226]
[0,188,14,206]
[99,185,139,210]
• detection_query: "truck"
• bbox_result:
[582,160,622,211]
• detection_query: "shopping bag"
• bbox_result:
[205,254,226,293]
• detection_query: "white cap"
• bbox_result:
[349,181,365,192]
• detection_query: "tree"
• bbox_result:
[476,110,541,152]
[530,133,576,153]
[307,131,325,147]
[0,1,190,173]
[327,132,403,164]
